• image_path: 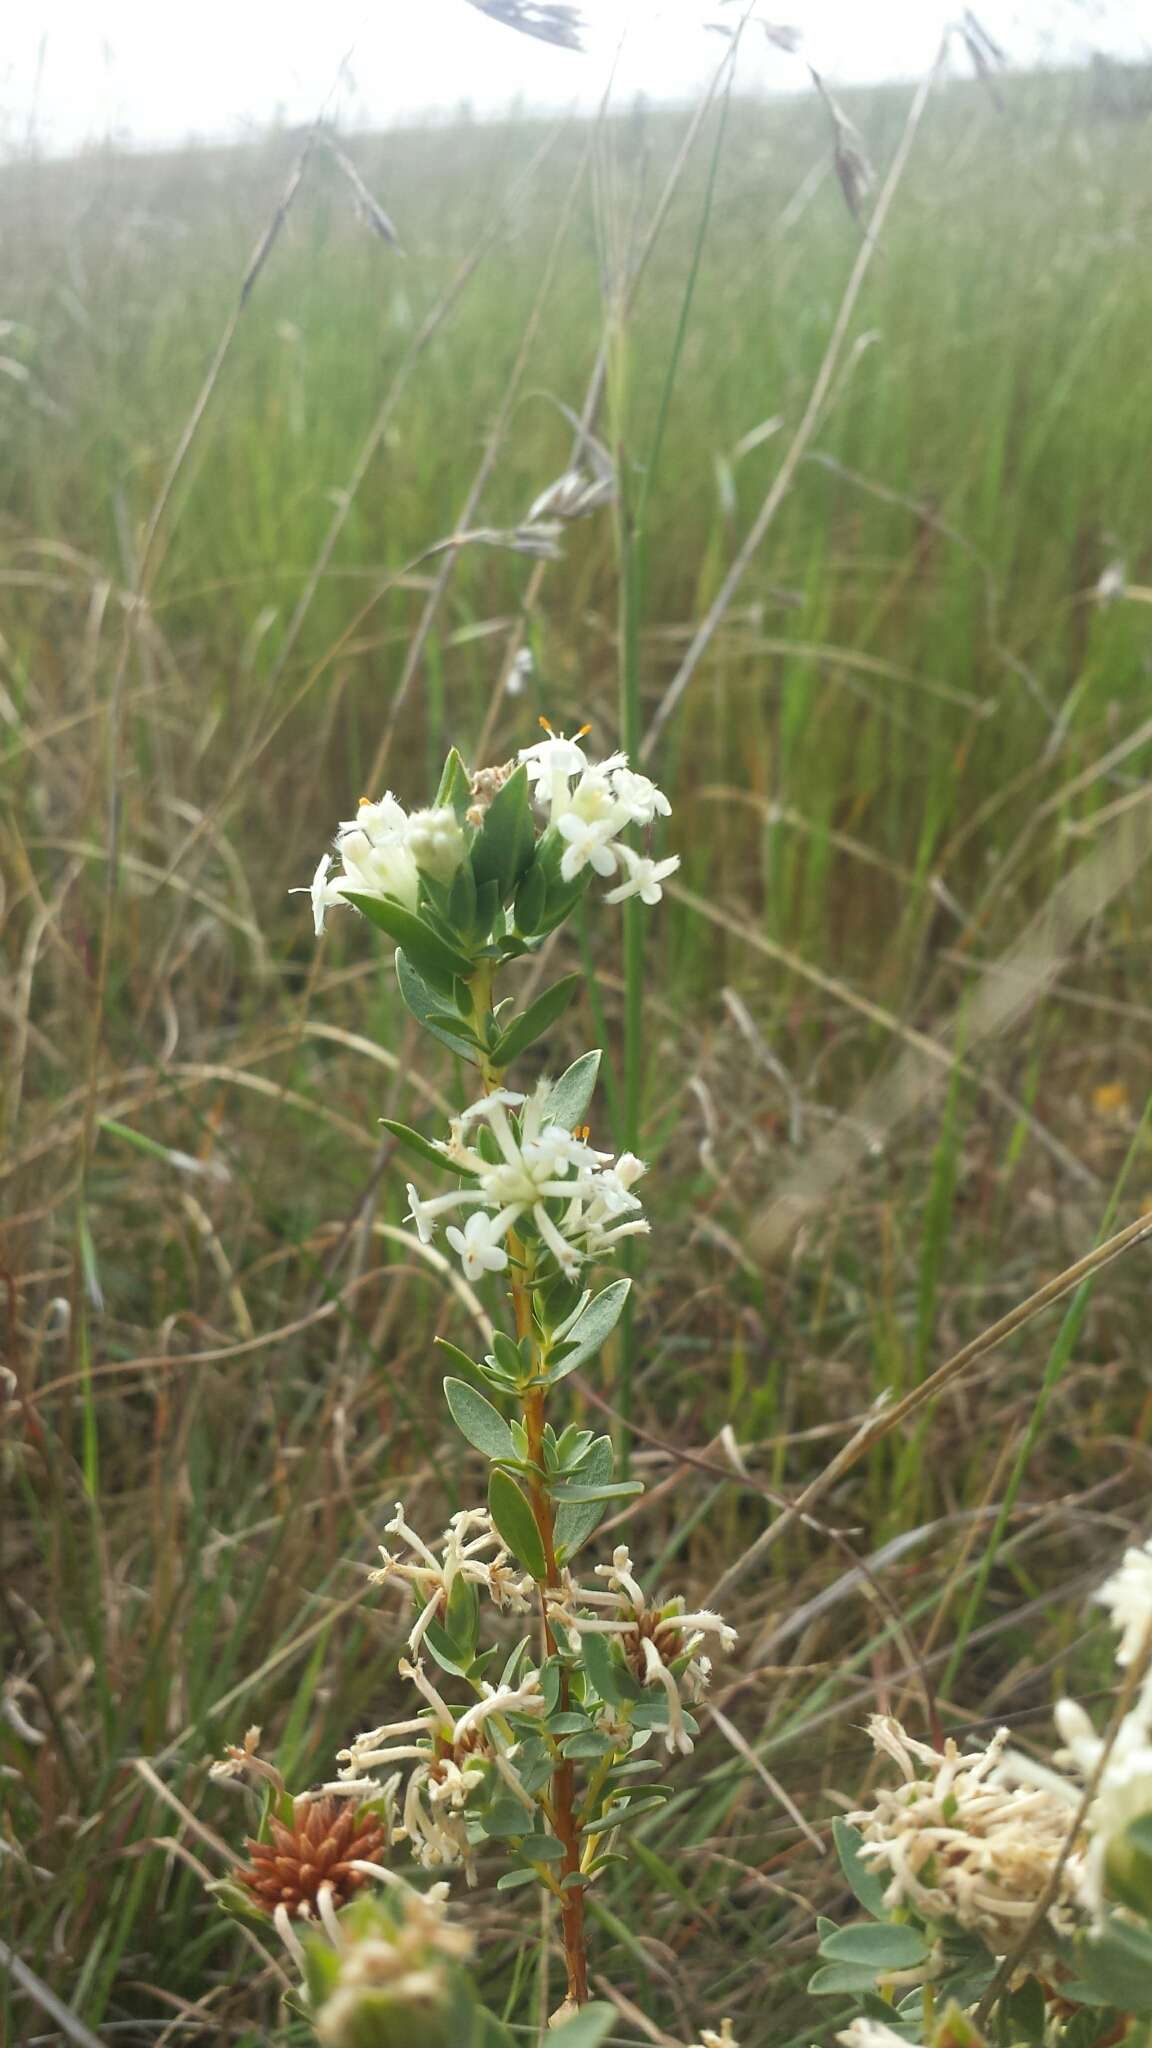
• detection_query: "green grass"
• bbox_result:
[3,50,1152,2047]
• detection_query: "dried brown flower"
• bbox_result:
[235,1794,387,1917]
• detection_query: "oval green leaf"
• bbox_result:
[444,1378,517,1463]
[488,1467,547,1579]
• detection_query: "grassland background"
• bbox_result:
[3,49,1152,2047]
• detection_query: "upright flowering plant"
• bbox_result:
[216,726,735,2043]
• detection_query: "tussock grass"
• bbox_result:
[3,51,1152,2045]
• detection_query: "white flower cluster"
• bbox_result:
[369,1502,534,1658]
[548,1544,737,1756]
[296,794,467,936]
[519,726,680,906]
[1000,1534,1152,1927]
[406,1082,649,1282]
[334,1658,546,1883]
[850,1716,1084,1958]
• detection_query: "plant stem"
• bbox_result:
[475,971,590,2007]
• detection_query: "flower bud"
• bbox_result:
[405,807,466,885]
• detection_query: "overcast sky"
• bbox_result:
[1,0,1146,155]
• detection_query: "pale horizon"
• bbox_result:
[2,0,1149,159]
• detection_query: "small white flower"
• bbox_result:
[338,827,420,913]
[609,766,672,825]
[519,728,589,785]
[404,1184,439,1246]
[563,765,626,827]
[445,1212,509,1280]
[339,792,408,840]
[1098,1538,1152,1669]
[519,724,590,821]
[603,845,680,906]
[290,852,347,937]
[557,813,620,883]
[837,2024,913,2048]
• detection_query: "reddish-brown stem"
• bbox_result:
[478,1011,589,2005]
[511,1248,589,2006]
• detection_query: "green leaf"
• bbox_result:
[1127,1813,1152,1856]
[808,1961,882,1996]
[820,1924,929,1969]
[435,1338,482,1377]
[581,1626,641,1706]
[396,951,481,1059]
[554,1437,614,1560]
[448,859,478,935]
[548,2002,617,2048]
[586,1794,668,1833]
[520,1834,565,1861]
[1077,1916,1152,2015]
[444,1379,516,1463]
[478,1795,532,1839]
[514,859,547,935]
[471,764,535,898]
[488,1468,547,1579]
[496,1868,538,1890]
[549,1478,644,1504]
[489,974,581,1069]
[1004,1976,1047,2044]
[341,891,474,988]
[381,1119,470,1177]
[545,1050,602,1131]
[435,745,473,819]
[560,1730,617,1760]
[545,1279,631,1384]
[832,1818,890,1920]
[444,1573,480,1657]
[489,1331,525,1379]
[420,1619,473,1678]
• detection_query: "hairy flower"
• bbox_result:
[850,1717,1084,1958]
[405,1080,649,1283]
[335,1660,546,1882]
[548,1545,736,1755]
[369,1504,533,1656]
[294,792,421,932]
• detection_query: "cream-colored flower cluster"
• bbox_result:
[406,1082,649,1282]
[333,1658,546,1884]
[849,1716,1084,1958]
[548,1544,737,1756]
[368,1503,534,1658]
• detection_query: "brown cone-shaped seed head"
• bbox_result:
[235,1795,387,1917]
